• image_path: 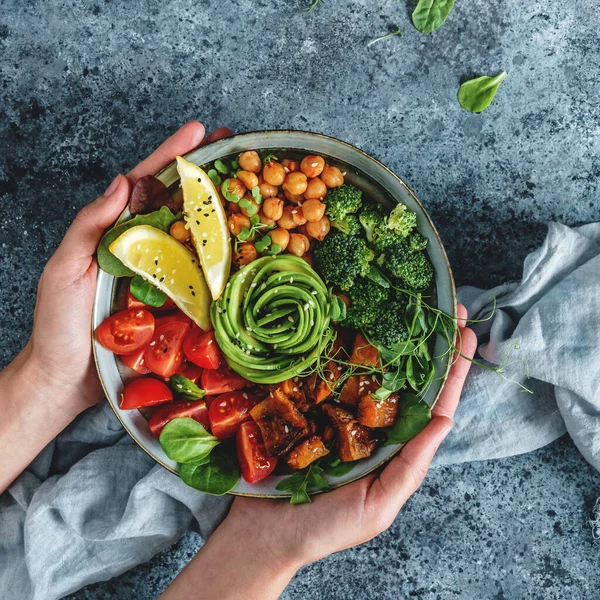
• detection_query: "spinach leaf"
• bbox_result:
[366,265,391,288]
[330,294,347,322]
[180,445,240,495]
[169,374,206,401]
[458,72,508,113]
[129,275,168,307]
[384,393,432,446]
[321,454,356,478]
[159,417,220,463]
[276,462,330,504]
[412,0,455,34]
[98,206,178,277]
[129,175,180,216]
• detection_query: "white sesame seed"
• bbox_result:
[176,384,183,389]
[243,393,249,399]
[303,303,310,311]
[288,316,294,322]
[284,425,289,433]
[149,341,156,346]
[156,268,161,273]
[290,277,294,283]
[311,290,318,295]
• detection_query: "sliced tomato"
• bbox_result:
[127,290,177,313]
[156,312,192,328]
[120,377,173,410]
[144,320,190,378]
[127,290,147,311]
[97,309,155,355]
[175,362,203,384]
[236,421,277,484]
[201,364,251,396]
[148,400,209,437]
[184,326,221,369]
[209,391,258,439]
[120,346,151,375]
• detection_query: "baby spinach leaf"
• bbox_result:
[458,72,508,113]
[276,462,330,504]
[159,417,220,463]
[330,295,348,322]
[129,175,180,216]
[321,454,356,477]
[98,206,178,277]
[129,275,168,307]
[169,374,206,400]
[180,445,240,495]
[384,393,432,446]
[412,0,455,34]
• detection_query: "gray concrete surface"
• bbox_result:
[1,0,599,598]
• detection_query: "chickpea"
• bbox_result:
[262,196,284,221]
[284,189,304,204]
[305,215,330,241]
[300,155,325,178]
[259,181,278,198]
[263,161,286,186]
[301,252,314,267]
[295,224,308,237]
[269,228,290,251]
[283,171,308,196]
[238,151,262,173]
[301,199,326,223]
[290,205,307,226]
[277,205,297,230]
[233,243,258,267]
[288,233,311,257]
[225,178,246,199]
[240,198,260,218]
[228,213,251,236]
[304,177,327,200]
[236,170,259,190]
[170,220,190,242]
[282,158,300,173]
[259,211,276,228]
[320,165,344,188]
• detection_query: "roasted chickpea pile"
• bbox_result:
[220,151,344,268]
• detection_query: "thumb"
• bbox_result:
[53,174,130,264]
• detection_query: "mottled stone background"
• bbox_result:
[1,0,599,598]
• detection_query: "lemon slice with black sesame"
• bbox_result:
[109,225,211,329]
[176,156,231,300]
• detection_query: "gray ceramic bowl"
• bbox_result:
[92,130,456,498]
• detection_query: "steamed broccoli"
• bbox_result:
[342,277,389,329]
[367,300,410,348]
[313,230,374,290]
[409,231,428,251]
[358,201,387,242]
[324,184,363,222]
[378,239,433,291]
[388,203,418,238]
[331,213,361,236]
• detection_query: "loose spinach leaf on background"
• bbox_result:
[169,374,206,401]
[383,393,432,446]
[129,275,168,307]
[97,206,178,277]
[321,454,356,478]
[159,418,220,463]
[276,462,330,504]
[412,0,455,34]
[458,72,508,113]
[129,175,180,215]
[180,444,240,495]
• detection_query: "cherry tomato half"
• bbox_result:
[120,346,151,374]
[175,362,203,385]
[148,400,209,437]
[155,311,191,327]
[127,290,177,313]
[97,309,155,355]
[236,421,277,484]
[144,320,190,378]
[184,326,221,370]
[201,364,251,396]
[209,391,258,439]
[120,377,173,410]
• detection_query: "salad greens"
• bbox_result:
[180,445,240,495]
[458,72,508,113]
[412,0,455,34]
[276,462,330,504]
[129,275,167,307]
[159,418,220,463]
[383,393,432,446]
[168,375,206,401]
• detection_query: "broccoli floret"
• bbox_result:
[313,230,374,291]
[388,203,417,238]
[331,214,361,236]
[324,184,363,222]
[378,239,434,291]
[342,277,389,329]
[367,301,410,348]
[409,231,428,251]
[358,201,387,242]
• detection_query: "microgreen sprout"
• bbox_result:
[238,198,258,215]
[251,185,263,204]
[367,25,402,47]
[214,159,229,174]
[305,0,321,13]
[255,235,272,253]
[208,169,222,186]
[263,153,279,164]
[221,179,241,203]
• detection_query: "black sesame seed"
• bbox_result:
[189,285,194,289]
[154,259,158,265]
[160,276,165,282]
[204,213,210,218]
[196,220,200,225]
[191,291,196,296]
[153,274,157,278]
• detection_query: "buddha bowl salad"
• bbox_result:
[96,150,457,503]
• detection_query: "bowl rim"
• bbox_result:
[92,128,457,498]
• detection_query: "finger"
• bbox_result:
[201,126,234,146]
[367,415,453,514]
[52,174,130,264]
[127,121,206,183]
[457,303,468,326]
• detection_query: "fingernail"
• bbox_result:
[104,175,120,196]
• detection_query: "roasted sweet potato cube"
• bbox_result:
[250,394,310,457]
[286,436,330,470]
[357,393,398,428]
[280,378,306,404]
[338,374,380,407]
[314,361,343,404]
[322,404,377,462]
[350,333,380,368]
[322,424,334,444]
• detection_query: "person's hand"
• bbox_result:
[161,307,477,600]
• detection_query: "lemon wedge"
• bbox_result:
[176,156,231,300]
[109,225,211,330]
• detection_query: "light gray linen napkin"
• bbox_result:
[1,221,599,600]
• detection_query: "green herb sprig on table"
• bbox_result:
[367,25,402,47]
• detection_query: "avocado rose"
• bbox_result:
[210,255,334,384]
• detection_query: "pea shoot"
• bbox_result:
[367,25,402,47]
